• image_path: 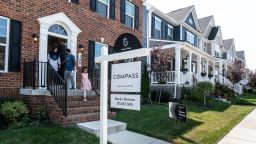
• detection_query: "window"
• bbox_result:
[48,24,68,36]
[167,25,173,40]
[215,44,220,57]
[0,17,9,71]
[186,31,195,45]
[125,0,135,29]
[95,42,108,58]
[97,0,110,18]
[188,18,193,25]
[154,17,161,39]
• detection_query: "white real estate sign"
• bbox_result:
[111,94,140,110]
[111,61,141,92]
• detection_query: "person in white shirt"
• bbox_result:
[48,47,61,72]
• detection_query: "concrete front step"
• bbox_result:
[67,95,100,101]
[77,119,127,137]
[67,106,100,115]
[67,100,100,108]
[65,112,116,125]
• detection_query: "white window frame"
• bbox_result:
[125,0,135,29]
[95,42,108,58]
[0,16,10,73]
[97,0,110,18]
[154,17,161,39]
[186,31,194,45]
[167,24,173,40]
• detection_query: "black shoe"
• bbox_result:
[70,87,75,90]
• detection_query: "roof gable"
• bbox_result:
[199,16,214,36]
[167,5,200,32]
[185,13,197,30]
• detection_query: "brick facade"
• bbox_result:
[0,0,143,96]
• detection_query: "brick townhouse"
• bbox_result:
[0,0,143,97]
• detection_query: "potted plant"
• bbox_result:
[208,74,213,79]
[201,72,207,77]
[181,68,188,74]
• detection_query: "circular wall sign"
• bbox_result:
[113,33,142,53]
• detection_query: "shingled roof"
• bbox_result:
[236,51,245,60]
[199,16,213,34]
[166,5,194,22]
[223,39,234,50]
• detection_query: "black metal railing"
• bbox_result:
[92,67,100,95]
[23,59,67,117]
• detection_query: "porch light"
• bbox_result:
[79,44,84,51]
[32,33,38,42]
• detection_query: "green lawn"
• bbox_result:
[0,123,100,144]
[114,100,254,144]
[232,93,256,105]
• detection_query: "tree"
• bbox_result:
[141,65,150,103]
[151,47,174,83]
[196,82,214,106]
[227,60,246,89]
[248,70,256,89]
[150,47,174,103]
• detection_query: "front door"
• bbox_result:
[47,35,67,78]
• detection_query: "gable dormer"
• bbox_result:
[184,8,201,32]
[185,13,196,30]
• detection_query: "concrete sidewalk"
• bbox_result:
[108,130,170,144]
[218,108,256,144]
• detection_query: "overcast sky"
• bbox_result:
[147,0,256,70]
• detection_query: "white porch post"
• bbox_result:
[38,24,49,88]
[188,51,192,84]
[175,46,181,84]
[213,61,215,83]
[219,61,223,84]
[100,46,108,144]
[206,60,209,79]
[197,55,201,76]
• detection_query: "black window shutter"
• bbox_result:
[90,0,97,12]
[165,24,169,40]
[71,0,79,4]
[151,16,155,38]
[109,0,115,20]
[134,5,139,30]
[120,0,125,24]
[8,19,22,72]
[88,40,95,80]
[161,22,165,39]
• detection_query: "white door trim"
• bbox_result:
[37,12,82,89]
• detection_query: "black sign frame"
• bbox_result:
[113,33,142,53]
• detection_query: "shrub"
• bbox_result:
[181,86,192,100]
[0,101,29,128]
[141,65,150,103]
[150,90,171,103]
[215,82,235,98]
[34,106,47,122]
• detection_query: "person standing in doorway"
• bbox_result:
[48,46,61,72]
[81,67,92,101]
[64,49,76,90]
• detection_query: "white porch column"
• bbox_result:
[188,51,192,84]
[197,55,201,76]
[38,24,49,88]
[219,61,223,84]
[213,61,216,83]
[175,46,181,84]
[206,59,209,78]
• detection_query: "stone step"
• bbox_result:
[67,96,100,101]
[77,119,127,137]
[65,112,116,125]
[67,100,100,108]
[67,106,100,115]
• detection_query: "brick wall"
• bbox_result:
[0,0,143,96]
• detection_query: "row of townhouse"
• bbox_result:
[0,0,247,124]
[0,0,246,97]
[142,3,247,94]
